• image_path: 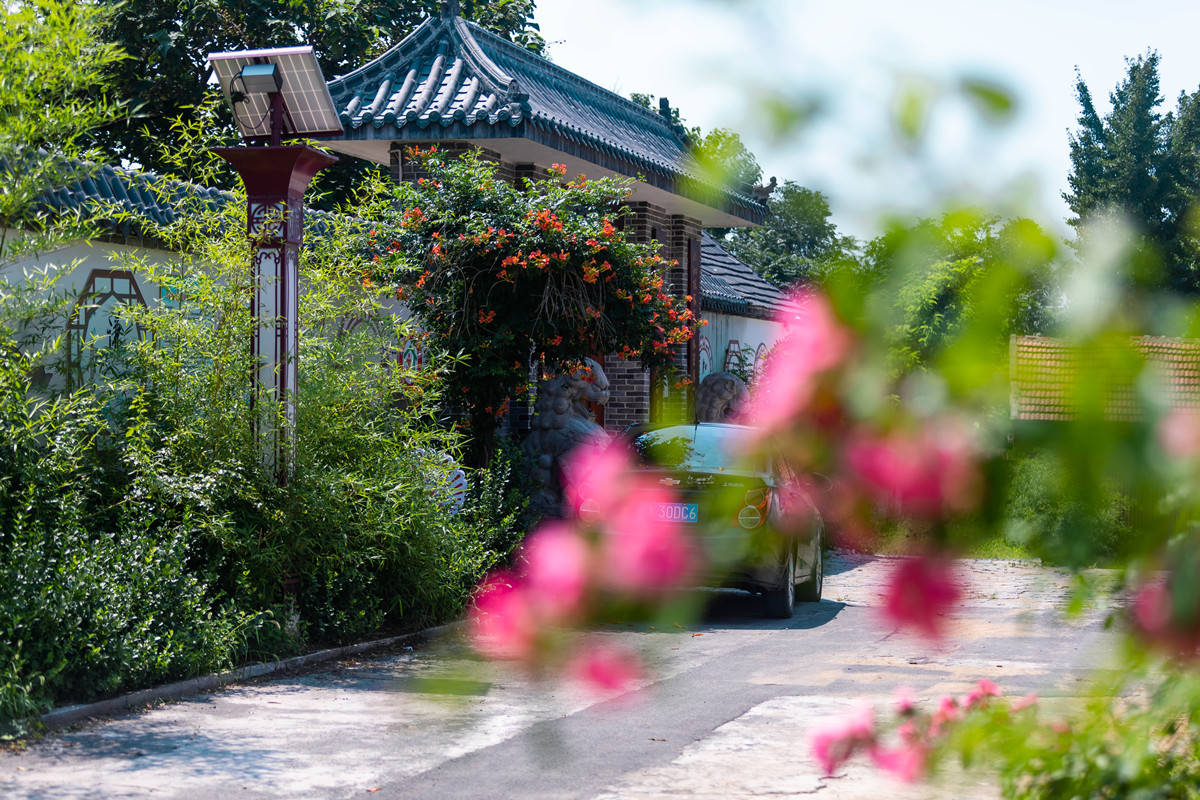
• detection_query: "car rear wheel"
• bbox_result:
[764,549,796,618]
[796,528,823,602]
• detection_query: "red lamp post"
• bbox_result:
[207,47,343,483]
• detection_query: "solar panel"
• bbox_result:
[208,46,344,140]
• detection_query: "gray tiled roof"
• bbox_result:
[700,232,784,318]
[37,163,227,233]
[324,13,766,224]
[33,162,344,240]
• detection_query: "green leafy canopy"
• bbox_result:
[92,0,543,204]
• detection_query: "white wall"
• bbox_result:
[697,311,782,385]
[1,235,176,388]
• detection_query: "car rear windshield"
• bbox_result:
[631,425,764,473]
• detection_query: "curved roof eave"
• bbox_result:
[322,13,767,225]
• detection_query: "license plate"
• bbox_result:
[655,502,699,523]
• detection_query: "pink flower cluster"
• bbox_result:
[810,680,1015,782]
[733,288,982,639]
[1158,408,1200,461]
[468,441,696,692]
[844,419,981,517]
[742,289,851,432]
[1131,576,1200,658]
[880,556,963,640]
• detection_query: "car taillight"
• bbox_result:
[744,488,768,507]
[736,488,771,529]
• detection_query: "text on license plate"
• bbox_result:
[655,502,699,523]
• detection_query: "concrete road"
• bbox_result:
[0,552,1117,799]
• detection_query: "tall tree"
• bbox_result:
[0,0,125,259]
[1065,52,1200,292]
[691,128,762,191]
[724,182,854,287]
[843,213,1057,370]
[93,0,542,196]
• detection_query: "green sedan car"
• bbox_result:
[628,422,824,618]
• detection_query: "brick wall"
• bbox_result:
[601,355,650,432]
[600,206,704,430]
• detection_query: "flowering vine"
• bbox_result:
[361,148,696,462]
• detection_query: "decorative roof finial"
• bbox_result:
[442,0,460,19]
[752,176,778,202]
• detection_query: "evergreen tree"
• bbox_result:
[1065,52,1200,292]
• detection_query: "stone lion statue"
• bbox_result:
[524,358,611,515]
[695,371,750,422]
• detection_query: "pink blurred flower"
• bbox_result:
[929,695,961,737]
[935,695,961,721]
[810,704,876,775]
[1131,577,1200,656]
[601,486,695,594]
[1158,408,1200,461]
[965,678,1001,709]
[744,290,851,430]
[1011,693,1039,711]
[563,439,631,517]
[869,742,927,782]
[881,557,962,640]
[845,420,980,517]
[1134,580,1172,634]
[521,522,590,620]
[468,571,536,660]
[568,640,644,693]
[894,685,917,715]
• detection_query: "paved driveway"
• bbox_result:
[0,552,1117,799]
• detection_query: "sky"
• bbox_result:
[532,0,1200,240]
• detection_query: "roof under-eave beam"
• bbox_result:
[320,11,766,228]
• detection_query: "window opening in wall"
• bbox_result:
[66,268,147,389]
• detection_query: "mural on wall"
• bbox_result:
[402,338,425,371]
[418,449,469,516]
[66,268,147,389]
[754,343,770,383]
[698,312,783,390]
[724,340,742,372]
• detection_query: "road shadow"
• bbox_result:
[7,704,293,793]
[823,548,881,577]
[696,588,847,630]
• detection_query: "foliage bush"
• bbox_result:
[0,323,258,727]
[1003,451,1133,567]
[105,144,523,645]
[0,137,530,729]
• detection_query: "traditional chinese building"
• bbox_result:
[318,0,782,430]
[11,0,785,429]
